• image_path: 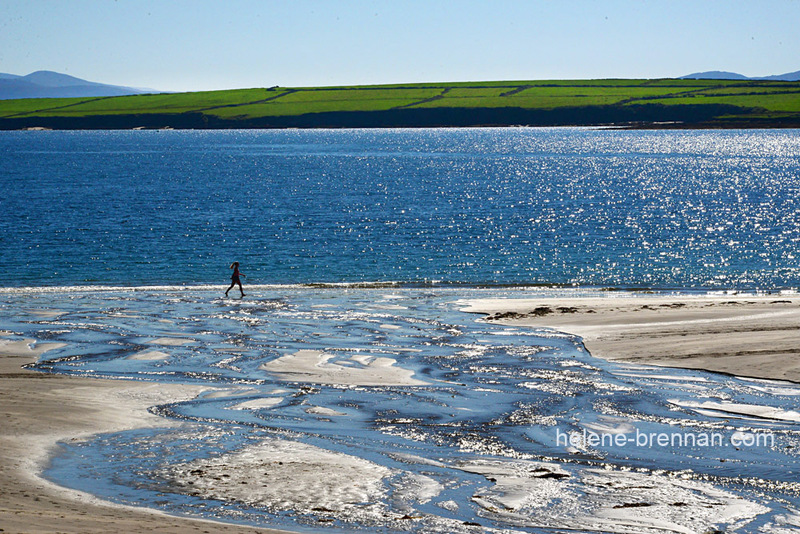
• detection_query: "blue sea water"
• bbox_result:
[2,127,800,289]
[3,128,800,532]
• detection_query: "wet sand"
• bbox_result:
[0,348,290,534]
[4,293,800,532]
[463,294,800,383]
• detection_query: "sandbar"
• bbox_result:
[260,349,429,386]
[462,294,800,383]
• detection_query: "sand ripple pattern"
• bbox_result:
[3,288,800,532]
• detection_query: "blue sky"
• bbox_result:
[1,0,798,92]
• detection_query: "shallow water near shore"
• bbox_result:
[4,287,800,533]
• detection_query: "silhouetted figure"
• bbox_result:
[225,261,246,297]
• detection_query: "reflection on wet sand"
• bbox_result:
[2,288,800,533]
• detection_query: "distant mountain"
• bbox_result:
[681,70,800,81]
[680,71,750,80]
[760,70,800,82]
[0,70,156,100]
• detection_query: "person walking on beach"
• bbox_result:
[225,261,246,297]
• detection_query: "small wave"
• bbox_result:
[0,282,794,300]
[0,281,565,293]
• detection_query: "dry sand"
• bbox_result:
[462,294,800,383]
[0,345,290,534]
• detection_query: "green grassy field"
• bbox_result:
[2,78,799,129]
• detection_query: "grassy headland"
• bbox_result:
[1,78,799,129]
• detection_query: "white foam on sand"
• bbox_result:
[736,378,800,396]
[305,406,347,417]
[259,349,429,386]
[457,458,768,533]
[370,304,408,311]
[746,384,800,396]
[166,438,392,519]
[670,399,800,423]
[231,397,283,410]
[765,507,800,532]
[615,372,710,383]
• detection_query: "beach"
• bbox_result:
[0,344,290,534]
[0,295,800,532]
[463,293,800,383]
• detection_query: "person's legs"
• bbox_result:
[225,281,235,296]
